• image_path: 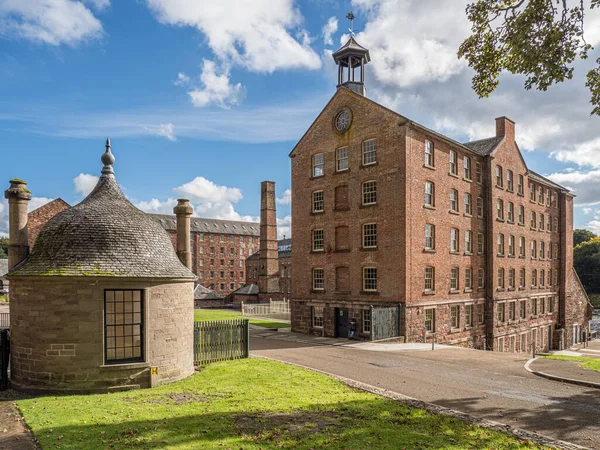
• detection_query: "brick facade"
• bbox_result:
[246,239,292,301]
[290,86,592,351]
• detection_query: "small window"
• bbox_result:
[519,236,525,257]
[540,241,545,259]
[104,290,143,364]
[425,308,435,332]
[530,183,536,202]
[496,165,503,187]
[518,205,525,225]
[497,233,504,255]
[478,268,485,289]
[507,202,514,222]
[312,153,324,177]
[362,180,377,205]
[464,193,472,215]
[538,186,544,203]
[463,156,471,180]
[497,268,505,288]
[497,302,505,322]
[362,139,377,165]
[451,305,459,329]
[363,223,377,248]
[449,151,458,175]
[508,301,516,320]
[362,309,372,333]
[336,147,349,171]
[478,303,485,324]
[465,230,473,254]
[312,229,324,252]
[497,199,504,220]
[532,298,538,315]
[312,268,324,290]
[519,268,526,288]
[476,163,483,184]
[425,266,435,291]
[509,268,515,289]
[508,235,515,256]
[507,170,514,191]
[312,191,324,213]
[530,211,536,228]
[539,214,545,231]
[425,140,434,166]
[465,304,473,327]
[477,233,484,254]
[477,197,483,218]
[465,267,472,290]
[363,267,377,291]
[554,243,559,259]
[518,174,524,195]
[424,182,435,207]
[450,267,459,291]
[312,306,324,327]
[520,299,527,318]
[425,224,435,250]
[531,240,537,258]
[532,269,537,287]
[450,189,459,212]
[450,228,459,253]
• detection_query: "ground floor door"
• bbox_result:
[335,308,349,338]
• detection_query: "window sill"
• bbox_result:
[310,289,326,294]
[450,251,460,255]
[464,213,473,218]
[101,362,148,370]
[310,211,325,216]
[360,290,380,295]
[508,254,515,258]
[477,252,484,256]
[517,192,525,197]
[497,288,505,292]
[448,172,459,178]
[335,168,350,174]
[507,189,514,194]
[424,164,436,170]
[310,175,325,181]
[477,288,485,292]
[360,162,378,169]
[507,220,515,225]
[518,223,525,227]
[463,177,473,183]
[423,290,436,296]
[450,327,461,333]
[464,251,473,256]
[508,287,516,292]
[449,210,460,215]
[518,255,525,259]
[423,204,436,210]
[423,248,436,253]
[496,218,505,222]
[496,185,504,190]
[334,290,351,295]
[310,250,325,254]
[464,288,473,293]
[359,203,377,209]
[497,253,505,257]
[449,289,460,294]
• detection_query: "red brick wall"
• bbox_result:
[27,199,71,248]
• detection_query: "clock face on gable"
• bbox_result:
[335,110,351,132]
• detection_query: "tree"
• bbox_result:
[574,237,600,293]
[459,0,600,115]
[0,238,7,259]
[574,228,597,246]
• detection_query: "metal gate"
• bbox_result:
[0,329,9,390]
[370,305,403,341]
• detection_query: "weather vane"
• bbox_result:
[347,12,355,36]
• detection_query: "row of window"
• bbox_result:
[425,143,482,184]
[496,297,555,323]
[312,139,377,177]
[199,270,244,280]
[198,234,257,244]
[199,246,254,257]
[199,259,245,268]
[311,307,373,333]
[312,267,377,292]
[205,282,245,291]
[312,180,377,213]
[312,223,377,251]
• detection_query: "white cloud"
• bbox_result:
[0,196,54,236]
[145,0,321,73]
[0,0,105,46]
[136,197,177,215]
[276,189,291,205]
[277,215,291,240]
[584,208,592,215]
[73,173,99,197]
[322,17,338,46]
[83,0,110,11]
[173,72,190,87]
[546,169,600,206]
[550,137,600,168]
[173,176,243,204]
[144,122,176,141]
[186,60,243,109]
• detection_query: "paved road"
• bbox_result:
[251,331,600,449]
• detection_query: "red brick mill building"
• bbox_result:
[289,36,592,351]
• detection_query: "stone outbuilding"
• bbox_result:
[6,140,196,392]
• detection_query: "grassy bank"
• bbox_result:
[543,355,600,373]
[194,309,290,329]
[18,359,542,450]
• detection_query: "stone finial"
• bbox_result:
[101,138,115,177]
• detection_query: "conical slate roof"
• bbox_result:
[10,141,195,279]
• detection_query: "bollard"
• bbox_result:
[531,342,536,359]
[431,333,436,351]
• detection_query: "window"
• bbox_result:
[363,223,377,248]
[531,240,537,258]
[477,197,483,218]
[425,308,435,332]
[463,156,471,179]
[312,306,324,327]
[508,202,514,222]
[532,298,538,316]
[465,230,473,254]
[478,304,485,324]
[200,233,205,242]
[518,174,524,195]
[336,147,349,171]
[518,205,525,225]
[540,269,545,287]
[554,218,559,233]
[496,165,503,187]
[540,297,545,314]
[554,269,558,286]
[362,309,372,333]
[464,193,472,215]
[547,215,551,231]
[476,163,483,184]
[519,268,526,288]
[449,150,458,175]
[549,296,554,313]
[530,211,536,228]
[509,268,515,289]
[509,301,516,321]
[312,268,324,290]
[312,229,324,252]
[220,235,225,243]
[507,170,514,191]
[554,243,559,259]
[477,233,485,254]
[451,305,459,329]
[465,304,473,327]
[210,235,215,242]
[539,214,545,230]
[362,139,377,165]
[312,153,324,177]
[312,191,324,213]
[363,267,377,291]
[547,269,552,286]
[497,233,504,255]
[450,189,458,212]
[104,290,143,364]
[540,241,545,259]
[200,246,204,254]
[199,271,204,278]
[465,267,472,290]
[497,199,504,220]
[520,300,527,319]
[450,267,459,291]
[425,140,434,166]
[362,181,377,205]
[519,236,525,257]
[424,182,435,206]
[497,268,505,288]
[530,182,535,202]
[450,228,459,253]
[532,269,537,287]
[425,266,435,291]
[239,236,243,243]
[497,302,505,323]
[538,186,544,203]
[508,235,515,256]
[425,224,435,250]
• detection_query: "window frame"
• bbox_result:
[312,153,324,177]
[104,289,144,365]
[312,268,325,290]
[362,223,378,249]
[363,267,378,292]
[336,146,349,172]
[362,139,377,166]
[312,190,324,213]
[424,181,435,207]
[362,180,377,206]
[312,229,324,252]
[424,140,434,167]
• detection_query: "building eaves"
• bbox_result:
[151,214,260,236]
[527,170,570,192]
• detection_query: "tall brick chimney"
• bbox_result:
[259,181,279,300]
[5,179,32,270]
[173,198,193,270]
[495,116,515,142]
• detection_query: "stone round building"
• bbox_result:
[6,141,196,392]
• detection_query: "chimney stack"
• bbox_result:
[173,198,193,270]
[259,181,279,299]
[5,179,32,270]
[495,116,515,142]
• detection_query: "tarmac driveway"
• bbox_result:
[251,330,600,449]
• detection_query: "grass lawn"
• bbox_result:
[543,355,600,373]
[194,309,290,329]
[18,358,542,450]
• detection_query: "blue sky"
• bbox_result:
[2,0,600,238]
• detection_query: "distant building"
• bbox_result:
[0,259,8,292]
[194,284,224,308]
[245,238,291,300]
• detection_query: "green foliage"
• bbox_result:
[0,238,7,259]
[574,237,600,293]
[574,228,597,246]
[194,309,291,329]
[17,359,543,450]
[459,0,600,115]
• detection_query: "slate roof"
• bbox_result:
[332,36,371,63]
[232,284,259,295]
[194,284,223,300]
[462,136,505,156]
[528,170,568,191]
[10,160,195,279]
[0,260,8,278]
[151,214,259,237]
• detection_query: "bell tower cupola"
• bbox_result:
[332,14,370,96]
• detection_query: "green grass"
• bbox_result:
[543,355,600,373]
[194,309,290,329]
[18,359,542,450]
[0,293,7,303]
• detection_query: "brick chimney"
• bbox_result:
[5,179,32,270]
[259,181,279,299]
[495,116,515,142]
[173,198,193,270]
